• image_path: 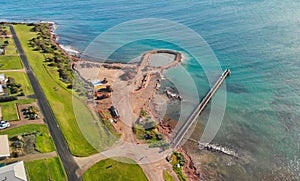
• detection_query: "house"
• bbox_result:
[90,79,103,87]
[0,161,27,181]
[0,85,4,96]
[0,48,4,55]
[0,74,8,84]
[0,135,10,159]
[90,79,106,90]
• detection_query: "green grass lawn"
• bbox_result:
[0,56,23,70]
[4,48,18,55]
[83,157,148,181]
[0,124,55,152]
[163,170,175,181]
[25,157,66,181]
[13,24,104,156]
[0,27,18,56]
[1,26,12,36]
[4,72,33,95]
[0,98,35,121]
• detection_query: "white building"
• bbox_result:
[0,74,8,84]
[0,161,27,181]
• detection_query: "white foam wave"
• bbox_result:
[60,44,80,55]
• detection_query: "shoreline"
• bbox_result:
[1,20,200,180]
[73,48,200,180]
[47,22,200,180]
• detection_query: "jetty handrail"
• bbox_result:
[171,69,231,148]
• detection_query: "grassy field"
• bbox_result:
[25,157,66,181]
[0,26,18,56]
[163,170,175,181]
[83,157,148,181]
[4,72,33,95]
[0,56,23,70]
[0,98,35,121]
[13,24,107,156]
[171,152,187,181]
[0,124,55,153]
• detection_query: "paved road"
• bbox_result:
[9,25,81,181]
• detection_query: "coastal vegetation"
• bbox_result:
[133,109,170,150]
[12,24,101,156]
[29,23,72,84]
[170,151,187,181]
[102,117,122,138]
[25,157,66,181]
[83,157,148,181]
[163,170,175,181]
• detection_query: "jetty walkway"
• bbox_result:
[171,69,231,148]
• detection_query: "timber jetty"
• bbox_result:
[171,69,231,148]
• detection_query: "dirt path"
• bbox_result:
[0,68,26,73]
[8,119,44,129]
[74,143,178,181]
[74,50,184,181]
[6,151,57,162]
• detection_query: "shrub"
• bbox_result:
[0,96,17,102]
[140,109,147,117]
[10,86,19,94]
[143,120,157,130]
[18,92,25,96]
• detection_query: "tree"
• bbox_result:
[67,84,73,89]
[143,120,157,130]
[10,86,18,94]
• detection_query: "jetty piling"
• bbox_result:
[171,69,231,148]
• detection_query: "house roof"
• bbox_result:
[0,135,10,157]
[0,161,27,181]
[0,85,3,93]
[91,80,103,87]
[0,74,5,82]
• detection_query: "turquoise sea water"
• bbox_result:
[1,0,300,180]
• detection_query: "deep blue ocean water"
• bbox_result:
[1,0,300,180]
